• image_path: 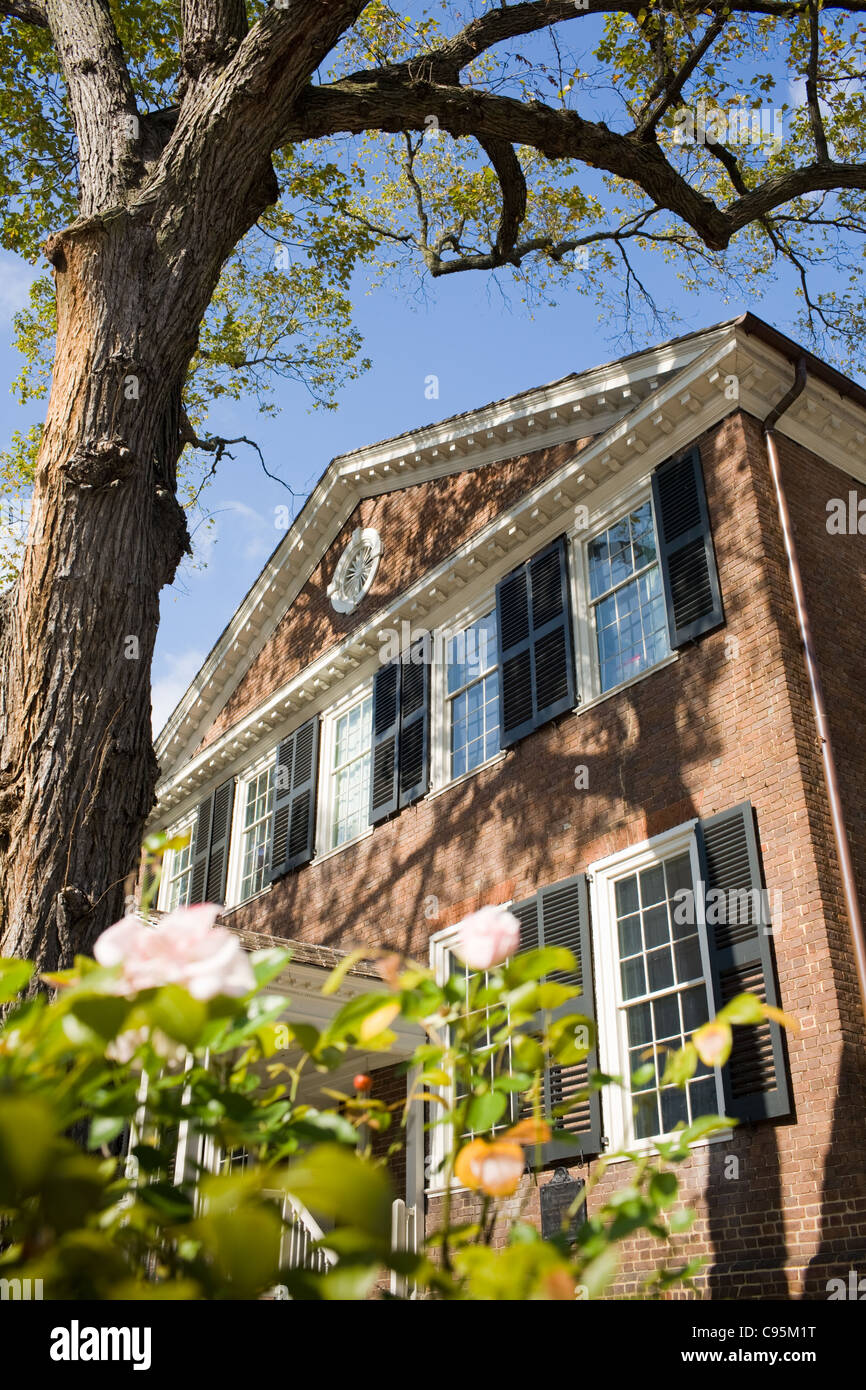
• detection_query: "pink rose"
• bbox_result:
[452,905,521,971]
[94,904,255,1000]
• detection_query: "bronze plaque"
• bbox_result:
[540,1168,585,1243]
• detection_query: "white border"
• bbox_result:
[587,820,727,1154]
[225,746,276,910]
[315,680,374,858]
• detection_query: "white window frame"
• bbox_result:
[157,813,196,912]
[427,918,523,1192]
[427,922,467,1192]
[589,821,727,1154]
[315,681,374,859]
[225,747,276,909]
[430,590,505,793]
[570,479,676,710]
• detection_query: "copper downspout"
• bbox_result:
[762,360,866,1026]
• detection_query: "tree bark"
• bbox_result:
[0,164,276,969]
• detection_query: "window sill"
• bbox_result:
[428,751,508,800]
[312,825,375,865]
[601,1127,734,1163]
[220,885,272,917]
[576,652,678,716]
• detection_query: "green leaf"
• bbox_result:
[0,1096,56,1201]
[504,947,576,986]
[250,948,291,990]
[322,948,369,997]
[660,1041,698,1088]
[648,1170,678,1208]
[492,1071,534,1093]
[718,992,764,1026]
[148,985,207,1046]
[68,993,133,1042]
[681,1113,734,1145]
[291,1108,358,1146]
[280,1145,393,1240]
[466,1090,507,1132]
[0,957,34,1002]
[549,1013,595,1064]
[512,1034,545,1073]
[88,1115,127,1150]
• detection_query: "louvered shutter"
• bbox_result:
[510,879,603,1161]
[371,661,400,824]
[205,778,235,904]
[398,640,430,809]
[188,793,214,904]
[696,802,792,1122]
[651,447,724,646]
[269,715,320,881]
[538,874,603,1160]
[140,857,160,911]
[495,536,576,748]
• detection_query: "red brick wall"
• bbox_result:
[216,410,866,1298]
[200,435,594,750]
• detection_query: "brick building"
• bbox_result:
[149,315,866,1298]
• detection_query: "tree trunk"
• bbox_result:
[0,216,195,972]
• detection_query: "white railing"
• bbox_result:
[389,1199,420,1299]
[267,1192,336,1299]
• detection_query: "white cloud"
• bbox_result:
[151,648,206,736]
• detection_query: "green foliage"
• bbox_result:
[0,917,794,1300]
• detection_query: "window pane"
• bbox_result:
[613,847,718,1140]
[589,504,670,694]
[240,767,275,900]
[331,697,372,847]
[448,612,500,780]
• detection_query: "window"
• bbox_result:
[239,765,275,901]
[445,610,500,780]
[592,827,725,1149]
[586,499,670,694]
[330,694,373,848]
[163,825,193,910]
[427,925,516,1187]
[447,946,516,1144]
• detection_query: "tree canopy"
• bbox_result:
[1,0,865,582]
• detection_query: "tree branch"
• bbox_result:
[805,0,830,163]
[179,0,247,93]
[0,0,47,24]
[43,0,141,213]
[636,15,727,140]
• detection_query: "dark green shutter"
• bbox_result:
[651,447,724,646]
[399,639,430,809]
[495,536,576,748]
[205,778,235,904]
[696,802,792,1122]
[538,874,603,1160]
[511,878,603,1161]
[269,715,320,880]
[140,857,160,912]
[188,793,214,904]
[371,661,400,824]
[371,645,430,824]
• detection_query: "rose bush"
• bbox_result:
[0,842,794,1300]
